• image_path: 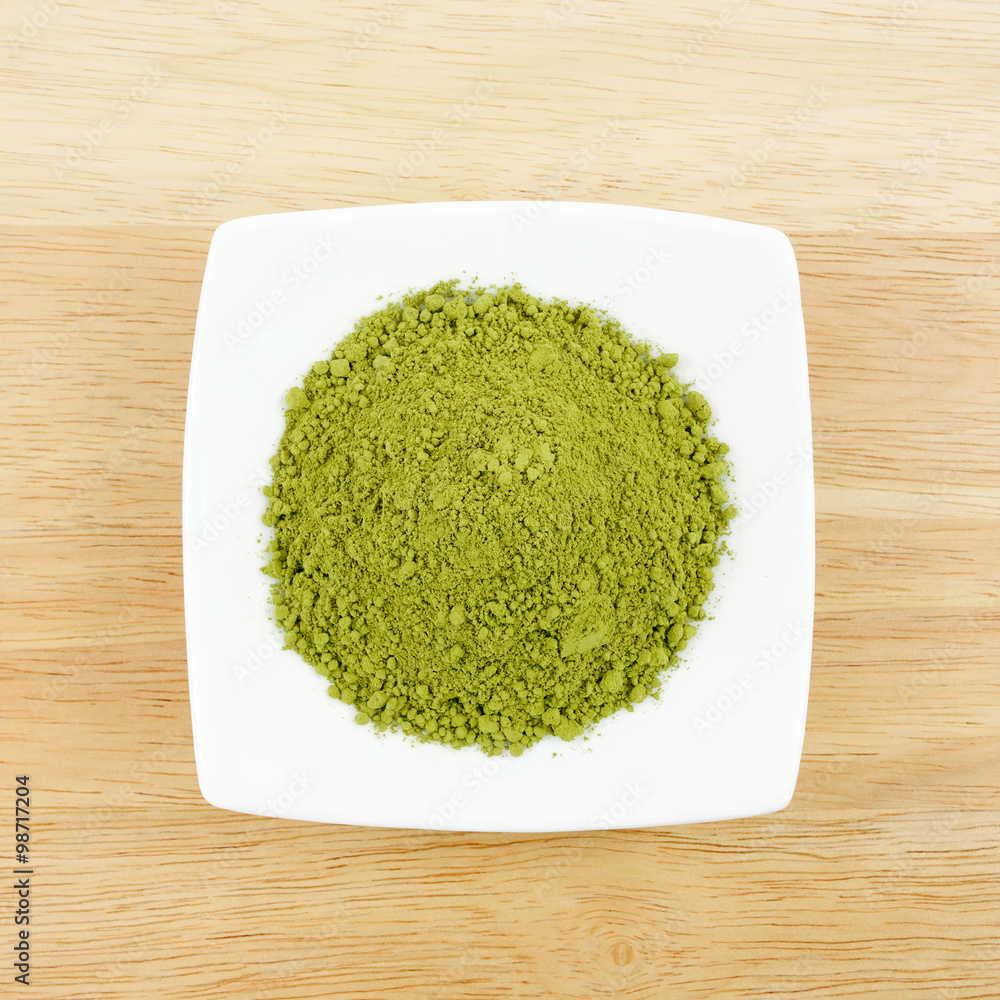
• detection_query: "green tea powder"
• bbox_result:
[262,281,733,755]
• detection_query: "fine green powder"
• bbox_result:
[262,281,733,755]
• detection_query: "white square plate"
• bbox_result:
[183,202,814,831]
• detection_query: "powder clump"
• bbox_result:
[263,281,733,754]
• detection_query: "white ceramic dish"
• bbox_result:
[183,201,814,832]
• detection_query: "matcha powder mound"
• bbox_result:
[262,281,734,755]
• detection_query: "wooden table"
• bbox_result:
[3,3,998,997]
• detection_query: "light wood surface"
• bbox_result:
[2,2,999,998]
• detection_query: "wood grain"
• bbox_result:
[2,2,999,997]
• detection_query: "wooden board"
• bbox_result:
[1,2,998,997]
